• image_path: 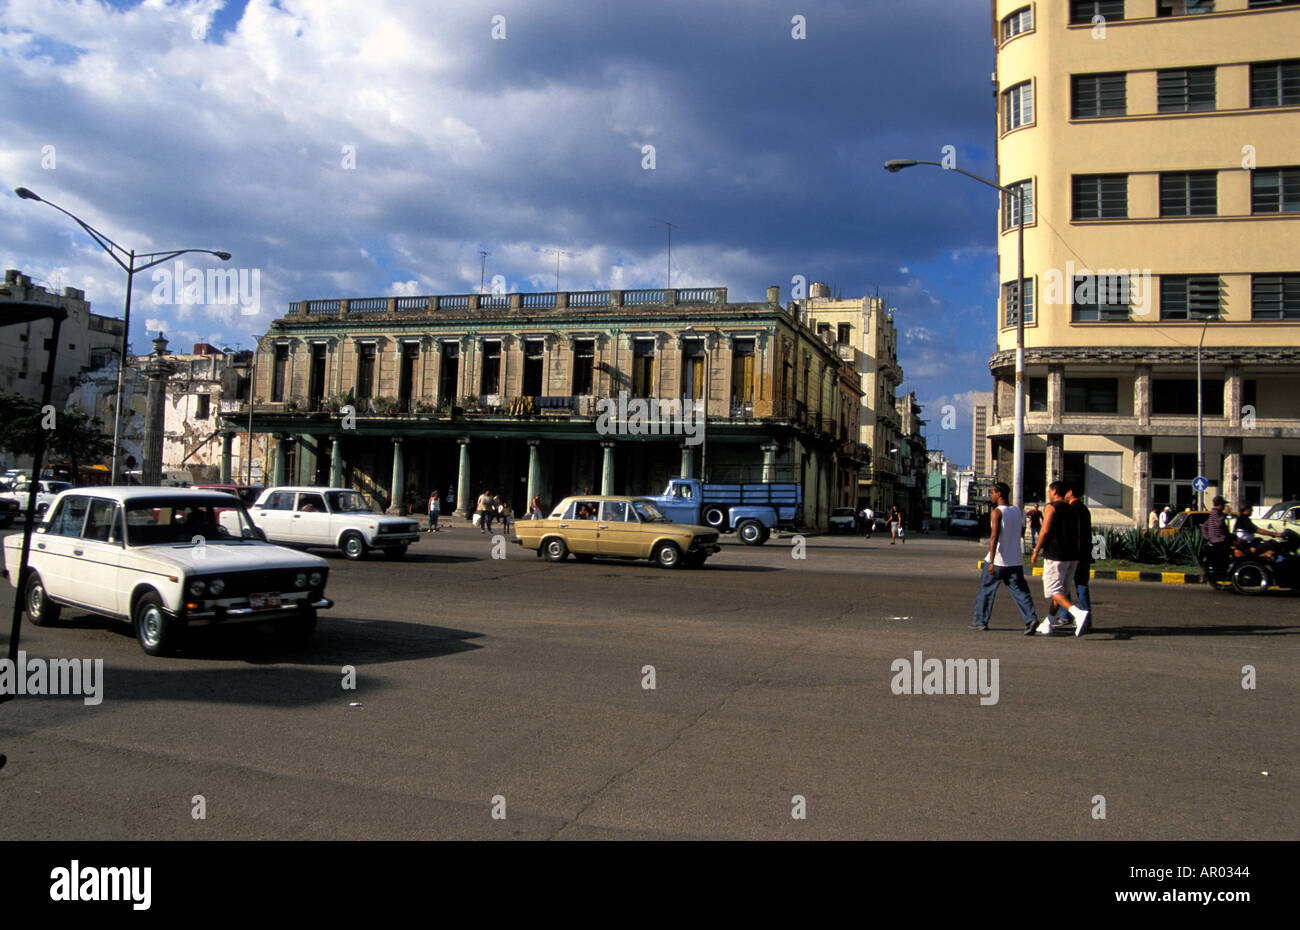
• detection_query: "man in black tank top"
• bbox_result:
[1029,481,1091,636]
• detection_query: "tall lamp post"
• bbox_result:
[884,160,1027,510]
[14,188,230,484]
[1195,313,1213,510]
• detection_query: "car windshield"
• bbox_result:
[326,490,376,513]
[124,497,261,546]
[1261,502,1296,520]
[632,499,669,522]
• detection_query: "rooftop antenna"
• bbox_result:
[658,220,678,289]
[478,250,490,295]
[544,248,579,291]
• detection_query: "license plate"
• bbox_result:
[249,592,282,610]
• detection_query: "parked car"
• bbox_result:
[828,507,857,534]
[0,495,19,528]
[1255,500,1300,535]
[512,495,721,568]
[2,487,332,655]
[0,479,73,518]
[1158,509,1239,537]
[947,506,981,538]
[249,486,421,560]
[195,483,264,507]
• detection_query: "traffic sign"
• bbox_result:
[1193,476,1209,492]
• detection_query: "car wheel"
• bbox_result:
[737,520,766,546]
[543,537,569,562]
[382,546,408,560]
[654,541,683,569]
[341,532,368,561]
[281,606,317,644]
[24,572,61,626]
[702,506,728,531]
[134,591,183,656]
[1232,560,1273,596]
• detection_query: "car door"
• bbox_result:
[35,494,91,601]
[77,498,125,615]
[557,499,601,555]
[253,491,296,542]
[293,491,332,545]
[597,501,642,557]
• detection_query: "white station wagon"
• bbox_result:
[2,487,333,656]
[249,487,421,560]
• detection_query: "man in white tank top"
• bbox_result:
[969,482,1039,631]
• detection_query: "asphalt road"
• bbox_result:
[1,527,1296,840]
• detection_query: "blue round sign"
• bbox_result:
[1193,476,1209,492]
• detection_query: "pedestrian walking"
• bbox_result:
[1159,506,1171,529]
[1027,504,1043,549]
[861,506,875,539]
[427,490,441,533]
[969,482,1038,631]
[1147,507,1160,531]
[1029,480,1090,636]
[500,501,512,533]
[1200,495,1231,578]
[1066,483,1093,624]
[530,493,543,519]
[474,489,492,533]
[487,492,502,533]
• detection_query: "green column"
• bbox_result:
[457,437,472,517]
[601,441,615,495]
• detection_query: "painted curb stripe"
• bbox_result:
[976,562,1202,584]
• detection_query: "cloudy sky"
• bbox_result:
[1,0,998,465]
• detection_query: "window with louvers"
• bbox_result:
[1252,167,1300,213]
[1160,172,1217,216]
[1002,180,1034,230]
[1158,68,1215,112]
[1160,275,1223,320]
[1071,0,1124,23]
[1073,174,1128,219]
[1003,279,1034,327]
[1001,6,1032,39]
[1072,73,1127,118]
[1250,60,1300,107]
[1157,0,1214,15]
[1251,274,1300,320]
[1003,82,1034,131]
[1072,275,1131,321]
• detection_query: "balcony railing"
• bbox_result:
[291,287,727,317]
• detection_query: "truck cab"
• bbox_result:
[648,477,802,545]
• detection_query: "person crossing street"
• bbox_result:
[969,482,1039,632]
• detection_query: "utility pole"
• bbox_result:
[660,221,678,289]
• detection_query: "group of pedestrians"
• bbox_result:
[857,505,910,543]
[473,490,513,533]
[970,480,1092,637]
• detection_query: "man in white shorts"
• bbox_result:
[1029,481,1090,637]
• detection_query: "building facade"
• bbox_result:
[991,0,1300,525]
[970,391,995,476]
[800,284,903,511]
[231,286,861,528]
[1,267,124,424]
[69,342,254,483]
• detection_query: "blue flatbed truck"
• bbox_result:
[647,477,803,545]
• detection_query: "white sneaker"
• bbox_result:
[1074,610,1090,637]
[1035,617,1054,635]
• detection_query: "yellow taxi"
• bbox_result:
[512,495,721,568]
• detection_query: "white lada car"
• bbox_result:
[249,487,421,560]
[2,487,332,656]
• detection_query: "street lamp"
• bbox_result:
[1195,313,1213,510]
[884,159,1027,510]
[14,187,230,484]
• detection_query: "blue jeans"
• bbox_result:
[973,564,1038,628]
[1074,565,1091,614]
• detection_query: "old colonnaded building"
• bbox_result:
[232,285,867,527]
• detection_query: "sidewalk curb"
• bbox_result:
[977,561,1203,584]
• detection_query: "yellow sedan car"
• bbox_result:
[512,495,721,569]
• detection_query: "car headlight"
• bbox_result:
[308,571,322,587]
[188,579,206,597]
[294,572,308,588]
[208,578,225,596]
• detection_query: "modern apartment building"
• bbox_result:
[991,0,1300,525]
[970,391,995,475]
[801,284,904,511]
[231,286,860,527]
